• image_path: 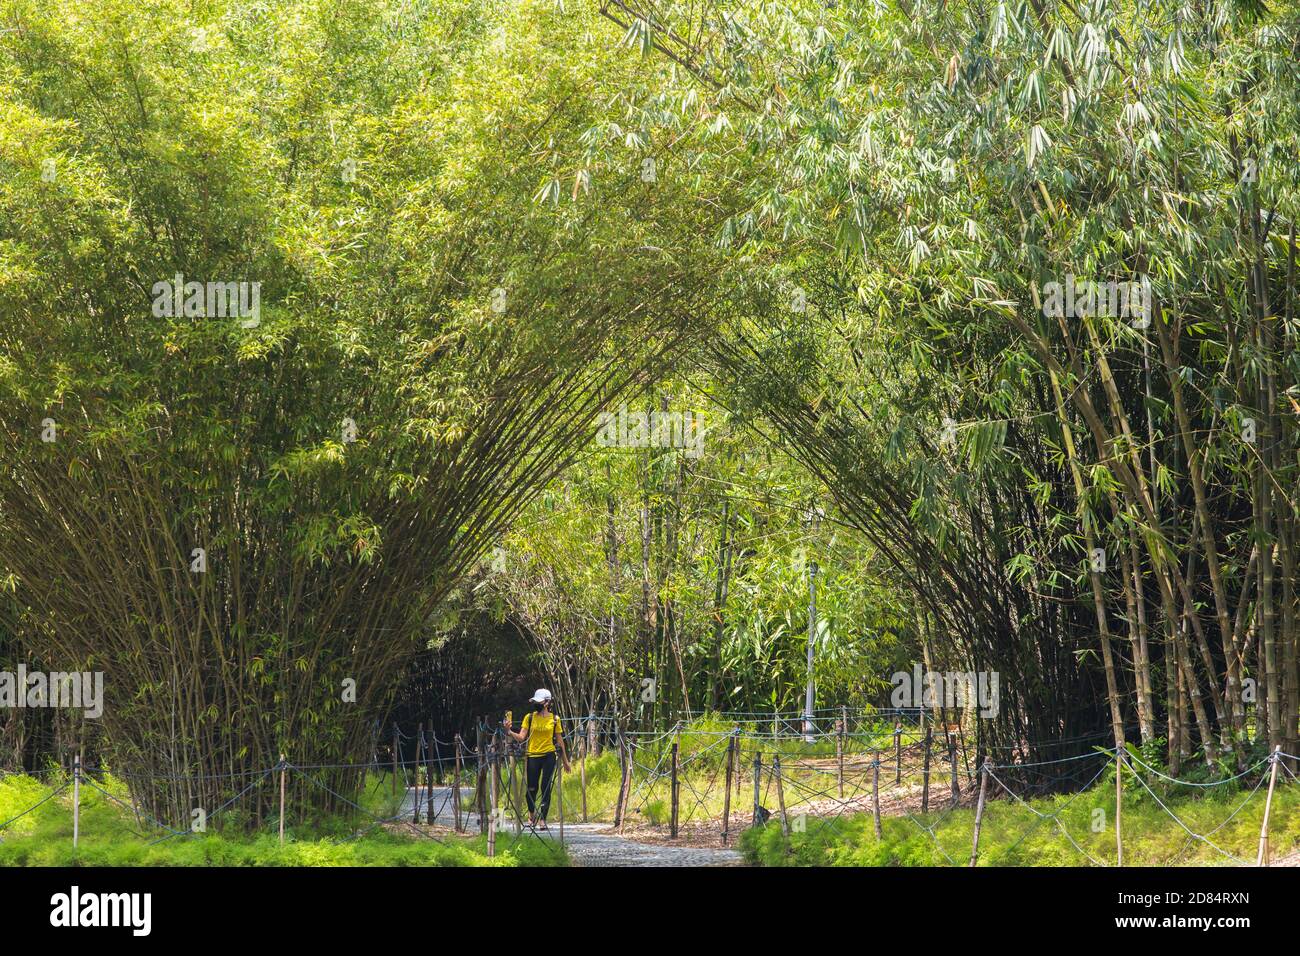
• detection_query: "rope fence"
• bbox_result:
[1,717,1296,866]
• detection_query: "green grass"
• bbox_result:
[560,751,625,821]
[739,763,1300,867]
[561,717,1300,868]
[559,714,902,826]
[559,748,731,825]
[0,771,566,867]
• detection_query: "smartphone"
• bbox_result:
[505,710,512,727]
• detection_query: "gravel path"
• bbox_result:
[403,786,744,867]
[555,823,744,867]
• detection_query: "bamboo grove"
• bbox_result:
[0,0,736,820]
[613,0,1300,773]
[2,0,1299,828]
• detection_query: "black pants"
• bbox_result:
[525,752,557,820]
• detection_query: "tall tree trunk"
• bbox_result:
[1048,370,1125,748]
[708,498,733,712]
[1155,313,1245,743]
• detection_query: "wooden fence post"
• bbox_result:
[948,723,959,807]
[894,722,902,785]
[493,735,501,830]
[412,723,424,824]
[487,741,497,858]
[836,715,845,799]
[751,752,762,825]
[921,723,933,813]
[1115,744,1124,867]
[508,736,521,835]
[615,732,624,828]
[872,756,882,839]
[615,732,634,832]
[774,754,789,837]
[557,745,565,851]
[452,733,463,833]
[670,738,680,839]
[623,735,636,831]
[278,752,287,845]
[513,731,524,821]
[970,759,990,867]
[476,721,487,835]
[722,732,735,846]
[425,724,436,825]
[580,718,589,823]
[392,724,400,798]
[612,724,625,828]
[73,749,81,848]
[1257,746,1281,866]
[734,724,742,797]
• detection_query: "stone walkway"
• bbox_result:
[404,786,744,867]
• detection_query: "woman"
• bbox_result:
[504,688,570,829]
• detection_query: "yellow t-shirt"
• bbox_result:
[521,711,561,757]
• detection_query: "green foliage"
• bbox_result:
[681,0,1300,765]
[741,773,1300,868]
[3,0,1299,848]
[473,414,909,720]
[0,0,731,819]
[0,772,565,866]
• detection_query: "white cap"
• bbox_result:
[529,688,552,703]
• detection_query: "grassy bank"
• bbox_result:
[739,761,1300,867]
[0,772,566,867]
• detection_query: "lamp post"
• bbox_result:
[804,560,818,742]
[803,504,824,742]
